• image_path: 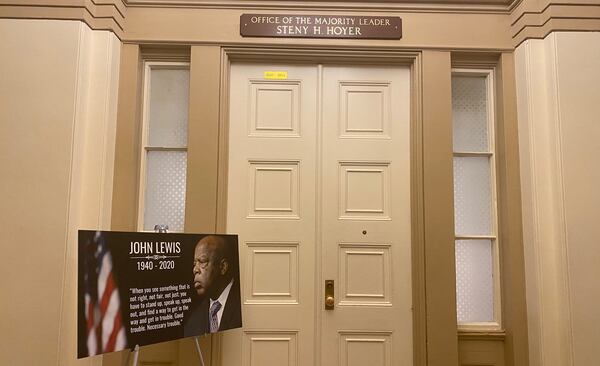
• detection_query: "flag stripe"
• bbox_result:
[85,295,94,333]
[96,252,110,302]
[84,232,127,356]
[99,272,116,317]
[105,308,123,352]
[102,289,120,347]
[85,296,97,356]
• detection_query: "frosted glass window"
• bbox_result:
[456,240,494,322]
[141,63,189,233]
[452,69,499,328]
[148,69,189,147]
[143,151,187,232]
[452,76,488,152]
[453,156,492,235]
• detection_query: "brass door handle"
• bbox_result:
[325,280,334,310]
[325,296,335,307]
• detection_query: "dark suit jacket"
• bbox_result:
[183,279,242,337]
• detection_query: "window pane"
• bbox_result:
[143,151,187,232]
[456,239,494,323]
[454,156,492,235]
[452,76,488,152]
[148,69,189,147]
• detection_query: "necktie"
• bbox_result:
[209,301,222,333]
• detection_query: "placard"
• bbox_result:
[77,230,241,358]
[264,71,288,79]
[240,14,402,39]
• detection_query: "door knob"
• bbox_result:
[325,280,334,310]
[325,296,335,307]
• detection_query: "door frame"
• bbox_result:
[213,47,427,366]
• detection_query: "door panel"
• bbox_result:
[320,65,412,366]
[223,63,317,366]
[225,62,411,366]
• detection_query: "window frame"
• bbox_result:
[452,68,502,331]
[137,60,190,232]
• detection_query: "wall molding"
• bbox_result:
[458,330,506,341]
[0,0,126,38]
[511,1,600,46]
[123,0,513,14]
[140,44,191,61]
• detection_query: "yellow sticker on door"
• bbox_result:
[264,71,288,80]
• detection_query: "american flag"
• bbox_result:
[84,231,127,355]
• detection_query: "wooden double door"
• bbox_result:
[223,62,412,366]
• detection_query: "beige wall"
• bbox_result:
[0,19,120,366]
[515,31,600,366]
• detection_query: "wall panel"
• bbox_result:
[516,31,600,366]
[0,18,120,366]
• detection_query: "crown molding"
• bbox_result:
[0,0,126,38]
[511,1,600,46]
[123,0,515,14]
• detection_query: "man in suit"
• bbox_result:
[184,235,242,336]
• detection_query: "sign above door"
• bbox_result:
[240,14,402,39]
